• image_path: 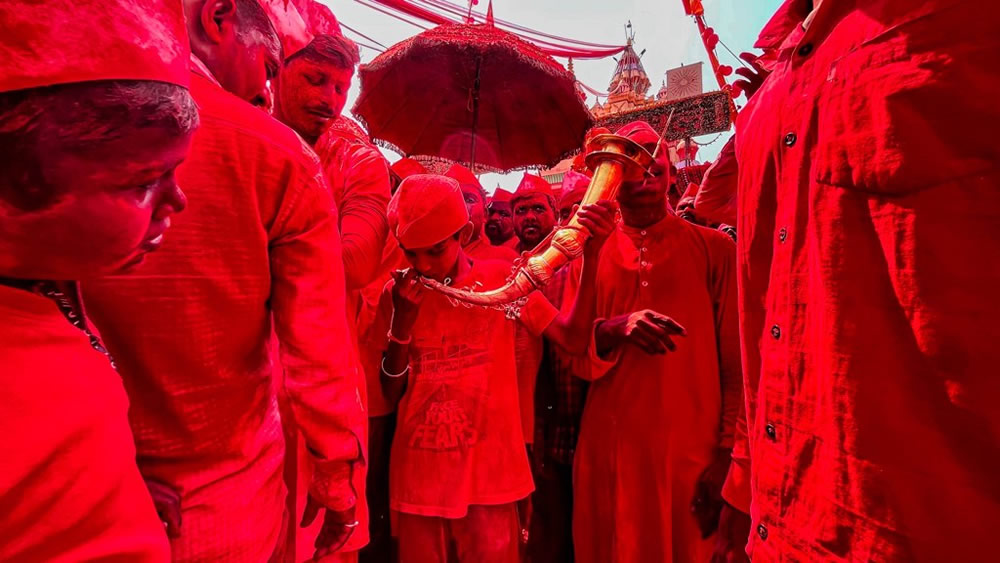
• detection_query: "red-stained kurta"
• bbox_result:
[733,1,1000,560]
[0,285,169,562]
[314,116,391,293]
[573,215,741,563]
[83,70,366,562]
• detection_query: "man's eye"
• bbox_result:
[306,74,323,86]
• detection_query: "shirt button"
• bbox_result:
[771,324,781,339]
[757,523,768,541]
[640,230,647,236]
[784,132,797,147]
[641,281,649,287]
[798,43,814,56]
[765,423,777,441]
[641,247,648,253]
[778,227,787,243]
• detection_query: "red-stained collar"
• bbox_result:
[754,0,813,51]
[189,54,222,87]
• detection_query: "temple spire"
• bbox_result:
[608,24,650,96]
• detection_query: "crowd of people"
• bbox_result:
[2,0,998,562]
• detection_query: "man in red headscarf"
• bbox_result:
[446,164,519,263]
[511,173,559,255]
[729,1,1000,561]
[572,120,742,563]
[83,1,366,561]
[391,158,429,192]
[485,188,516,247]
[0,1,195,560]
[374,174,614,563]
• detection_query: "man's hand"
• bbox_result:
[144,478,182,539]
[733,52,770,100]
[691,447,731,538]
[711,503,752,563]
[302,494,358,560]
[576,200,618,257]
[390,268,426,335]
[595,309,687,356]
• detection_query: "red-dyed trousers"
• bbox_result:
[397,504,520,563]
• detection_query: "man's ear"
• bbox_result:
[200,0,237,44]
[458,222,475,245]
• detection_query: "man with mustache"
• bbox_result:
[83,1,365,560]
[511,174,558,255]
[571,121,742,563]
[485,188,516,247]
[275,34,392,293]
[0,1,195,560]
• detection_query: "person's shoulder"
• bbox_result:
[686,220,736,264]
[190,75,319,169]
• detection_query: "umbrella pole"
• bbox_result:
[469,55,483,171]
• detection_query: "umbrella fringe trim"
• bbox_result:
[362,130,584,176]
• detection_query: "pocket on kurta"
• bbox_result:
[813,9,998,196]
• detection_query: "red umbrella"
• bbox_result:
[352,22,594,172]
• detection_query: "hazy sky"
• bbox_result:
[325,0,784,191]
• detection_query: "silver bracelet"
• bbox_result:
[381,357,409,378]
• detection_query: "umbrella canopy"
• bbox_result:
[353,22,594,172]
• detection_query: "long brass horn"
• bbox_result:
[420,133,656,308]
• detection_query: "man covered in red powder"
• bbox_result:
[511,174,559,255]
[0,1,195,560]
[728,1,1000,560]
[83,1,365,560]
[572,121,742,563]
[485,188,516,247]
[276,33,391,292]
[445,163,519,263]
[375,174,615,563]
[272,31,391,562]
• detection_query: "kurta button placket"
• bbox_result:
[765,423,777,441]
[757,523,769,541]
[779,227,788,243]
[771,324,781,340]
[783,132,797,147]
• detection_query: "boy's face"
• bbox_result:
[0,124,193,280]
[401,232,464,283]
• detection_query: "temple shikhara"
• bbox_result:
[543,26,710,190]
